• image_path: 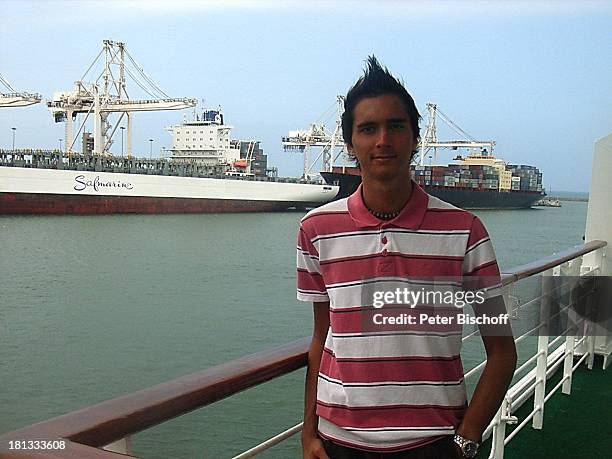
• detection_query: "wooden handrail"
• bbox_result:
[0,241,607,458]
[0,337,310,457]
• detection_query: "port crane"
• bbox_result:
[282,96,346,180]
[0,74,41,108]
[418,103,495,166]
[47,40,196,156]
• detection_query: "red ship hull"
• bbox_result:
[0,192,312,215]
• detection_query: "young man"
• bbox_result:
[297,57,517,458]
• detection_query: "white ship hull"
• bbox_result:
[0,167,338,214]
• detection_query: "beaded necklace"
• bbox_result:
[362,188,402,220]
[366,206,401,220]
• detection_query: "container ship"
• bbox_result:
[321,152,545,209]
[0,108,338,215]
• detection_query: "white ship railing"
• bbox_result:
[229,241,608,459]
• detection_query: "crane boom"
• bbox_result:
[0,73,41,108]
[47,40,196,155]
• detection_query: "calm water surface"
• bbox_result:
[0,202,588,458]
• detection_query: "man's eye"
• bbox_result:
[360,126,375,133]
[390,123,405,130]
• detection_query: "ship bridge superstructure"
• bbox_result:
[165,108,269,176]
[0,74,41,108]
[166,108,237,166]
[47,39,196,156]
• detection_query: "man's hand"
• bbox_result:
[301,432,330,459]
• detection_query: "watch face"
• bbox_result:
[464,442,478,458]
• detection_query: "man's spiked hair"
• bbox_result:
[341,56,421,148]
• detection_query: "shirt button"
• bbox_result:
[382,249,388,257]
[381,236,388,244]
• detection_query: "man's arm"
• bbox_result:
[457,296,518,443]
[302,301,330,459]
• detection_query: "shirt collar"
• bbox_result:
[347,181,429,230]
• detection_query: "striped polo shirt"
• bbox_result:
[296,182,503,452]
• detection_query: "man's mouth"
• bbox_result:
[372,155,397,161]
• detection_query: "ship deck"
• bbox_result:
[479,356,611,457]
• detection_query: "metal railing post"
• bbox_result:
[563,257,582,394]
[489,396,516,459]
[489,405,504,459]
[533,268,553,429]
[586,329,596,370]
[584,248,601,370]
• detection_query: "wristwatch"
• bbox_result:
[453,434,479,458]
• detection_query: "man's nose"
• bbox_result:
[376,127,390,147]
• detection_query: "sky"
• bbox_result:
[1,0,610,192]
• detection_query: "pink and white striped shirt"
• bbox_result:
[297,182,503,452]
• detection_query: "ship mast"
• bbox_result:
[0,74,41,108]
[47,40,197,156]
[418,103,495,166]
[282,96,346,180]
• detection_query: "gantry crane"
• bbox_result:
[282,96,346,180]
[47,39,196,155]
[0,74,41,108]
[419,103,495,165]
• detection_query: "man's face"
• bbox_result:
[348,94,417,181]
